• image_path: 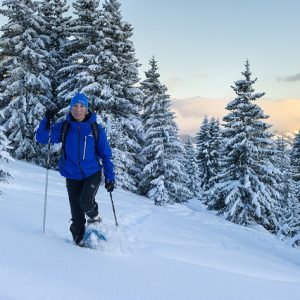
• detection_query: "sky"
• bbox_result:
[1,0,300,135]
[118,0,300,135]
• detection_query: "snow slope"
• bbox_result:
[0,160,300,300]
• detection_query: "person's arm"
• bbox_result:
[36,117,63,145]
[97,125,115,182]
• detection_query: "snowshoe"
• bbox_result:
[82,223,107,249]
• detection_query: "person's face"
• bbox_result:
[71,103,87,121]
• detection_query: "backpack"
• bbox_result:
[61,120,99,159]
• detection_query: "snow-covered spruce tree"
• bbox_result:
[57,0,103,104]
[57,0,143,191]
[288,131,300,245]
[196,115,209,161]
[273,136,300,244]
[202,118,223,204]
[0,125,13,194]
[95,0,143,192]
[38,0,71,168]
[0,60,10,110]
[273,136,294,200]
[39,0,71,107]
[207,61,282,233]
[196,116,209,187]
[183,137,201,198]
[0,0,53,162]
[56,0,110,165]
[196,116,222,203]
[140,57,191,205]
[290,131,300,202]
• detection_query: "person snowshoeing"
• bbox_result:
[36,92,115,246]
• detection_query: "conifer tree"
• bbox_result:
[196,117,222,202]
[183,137,201,198]
[207,61,281,233]
[290,131,300,202]
[39,0,71,107]
[57,0,102,102]
[196,116,209,163]
[0,126,13,195]
[95,0,143,191]
[57,0,143,191]
[274,136,300,243]
[38,0,71,168]
[196,116,210,189]
[0,0,53,161]
[0,59,10,110]
[140,57,191,205]
[274,136,294,200]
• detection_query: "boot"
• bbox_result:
[87,213,102,225]
[70,224,85,245]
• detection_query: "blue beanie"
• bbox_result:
[70,93,88,110]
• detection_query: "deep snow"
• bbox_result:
[0,160,300,300]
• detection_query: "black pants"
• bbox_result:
[66,171,101,242]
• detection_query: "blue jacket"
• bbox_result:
[36,112,115,181]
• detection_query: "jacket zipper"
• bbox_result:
[83,136,87,160]
[78,123,84,178]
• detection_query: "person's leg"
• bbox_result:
[66,178,86,244]
[79,170,102,220]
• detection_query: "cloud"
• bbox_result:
[171,96,228,135]
[277,73,300,82]
[172,96,227,118]
[171,96,300,136]
[260,98,300,134]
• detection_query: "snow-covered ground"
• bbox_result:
[0,160,300,300]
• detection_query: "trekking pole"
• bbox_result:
[109,192,118,227]
[42,120,52,234]
[103,114,118,226]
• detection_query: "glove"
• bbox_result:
[45,109,57,129]
[105,180,115,193]
[45,109,56,123]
